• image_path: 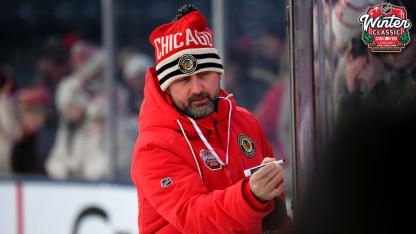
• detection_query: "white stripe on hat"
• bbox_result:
[160,67,224,91]
[156,47,221,70]
[157,57,222,80]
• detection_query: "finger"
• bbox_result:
[269,181,286,199]
[262,165,281,183]
[250,163,278,184]
[265,169,284,191]
[261,157,275,164]
[267,164,283,180]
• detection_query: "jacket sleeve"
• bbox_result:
[131,144,274,233]
[254,117,293,229]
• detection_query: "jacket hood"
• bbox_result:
[138,67,235,138]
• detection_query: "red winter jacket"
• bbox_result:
[131,67,287,233]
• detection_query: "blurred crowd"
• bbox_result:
[315,0,416,118]
[0,1,292,182]
[0,28,290,181]
[2,0,415,186]
[0,34,153,180]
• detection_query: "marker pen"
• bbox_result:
[244,159,284,177]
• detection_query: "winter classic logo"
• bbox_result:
[178,54,197,74]
[359,3,412,52]
[237,134,255,157]
[200,149,221,170]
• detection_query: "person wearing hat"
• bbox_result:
[11,86,51,174]
[335,0,416,115]
[121,51,154,115]
[130,5,290,234]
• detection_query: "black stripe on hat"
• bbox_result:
[159,62,224,86]
[156,53,221,76]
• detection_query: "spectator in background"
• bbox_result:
[11,86,51,175]
[334,38,388,116]
[80,95,112,180]
[35,35,72,97]
[227,27,286,113]
[373,1,416,109]
[46,40,105,180]
[117,51,154,178]
[32,35,75,173]
[45,86,92,180]
[0,66,19,175]
[329,0,368,59]
[224,45,254,111]
[225,42,271,112]
[249,27,286,86]
[68,40,105,96]
[46,88,112,181]
[314,0,369,117]
[120,50,154,115]
[46,39,130,180]
[336,1,416,116]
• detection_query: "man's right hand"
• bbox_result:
[249,157,285,202]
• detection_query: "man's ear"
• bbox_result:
[218,73,223,80]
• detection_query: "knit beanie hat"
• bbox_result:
[149,10,224,91]
[332,0,368,48]
[17,86,51,112]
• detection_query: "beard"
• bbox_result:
[172,91,219,119]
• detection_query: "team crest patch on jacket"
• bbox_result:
[237,134,255,157]
[200,149,221,170]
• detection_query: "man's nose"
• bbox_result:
[189,75,203,94]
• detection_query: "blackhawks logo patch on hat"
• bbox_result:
[200,149,221,170]
[178,54,197,74]
[238,134,255,157]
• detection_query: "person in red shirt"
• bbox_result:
[131,5,290,233]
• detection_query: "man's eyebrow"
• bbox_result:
[178,76,190,80]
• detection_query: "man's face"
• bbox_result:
[168,71,221,119]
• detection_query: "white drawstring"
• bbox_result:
[188,117,225,166]
[177,94,233,180]
[218,94,233,166]
[177,119,203,180]
[186,94,233,167]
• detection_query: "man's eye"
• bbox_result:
[200,72,209,77]
[178,77,190,82]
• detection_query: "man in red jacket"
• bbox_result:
[131,5,290,233]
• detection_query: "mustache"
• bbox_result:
[187,93,211,103]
